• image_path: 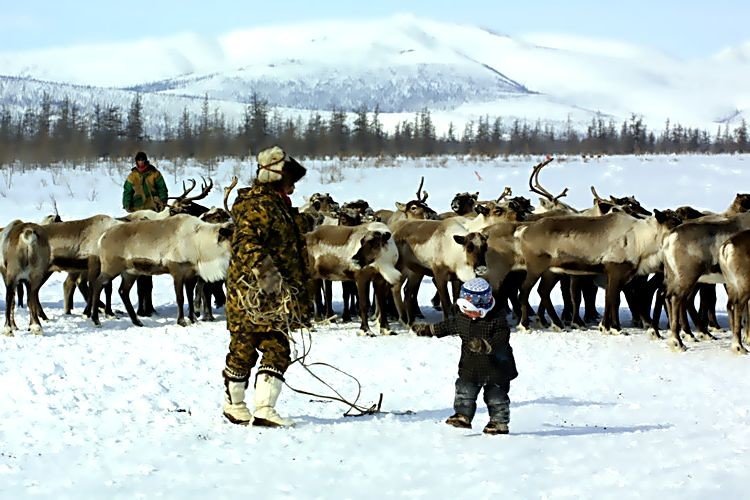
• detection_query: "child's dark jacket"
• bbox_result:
[432,308,518,385]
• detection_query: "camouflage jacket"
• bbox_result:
[122,164,168,212]
[433,308,518,385]
[225,182,313,333]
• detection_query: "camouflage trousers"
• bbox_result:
[453,377,511,424]
[224,329,292,382]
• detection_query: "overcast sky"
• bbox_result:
[1,0,747,58]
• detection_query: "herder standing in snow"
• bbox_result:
[122,151,169,317]
[412,278,518,435]
[221,146,313,427]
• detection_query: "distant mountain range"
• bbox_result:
[1,14,748,133]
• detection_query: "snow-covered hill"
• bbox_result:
[1,14,750,132]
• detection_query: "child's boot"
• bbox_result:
[483,420,509,435]
[445,413,472,428]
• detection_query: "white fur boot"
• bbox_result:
[222,373,253,426]
[253,372,294,427]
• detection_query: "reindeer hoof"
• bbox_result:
[708,325,722,333]
[357,328,373,337]
[551,324,563,333]
[668,338,687,352]
[2,327,15,337]
[177,319,189,327]
[516,324,531,334]
[646,327,662,340]
[731,343,748,355]
[379,327,395,336]
[681,331,699,343]
[609,328,626,336]
[697,332,717,341]
[29,325,43,336]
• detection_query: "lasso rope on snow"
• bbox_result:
[235,274,384,417]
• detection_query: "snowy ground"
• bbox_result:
[1,155,749,499]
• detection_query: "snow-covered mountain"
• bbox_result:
[1,14,749,132]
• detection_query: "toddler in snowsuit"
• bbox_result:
[412,278,518,435]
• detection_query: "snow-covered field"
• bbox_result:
[1,154,749,499]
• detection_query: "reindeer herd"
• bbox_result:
[3,158,750,355]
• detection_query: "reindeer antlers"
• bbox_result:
[169,177,214,204]
[590,186,605,203]
[224,176,238,213]
[415,176,428,202]
[528,157,568,202]
[496,186,513,203]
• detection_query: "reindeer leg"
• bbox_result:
[116,273,141,327]
[582,276,601,324]
[342,281,354,322]
[355,275,373,336]
[434,273,452,322]
[518,270,542,332]
[559,274,573,325]
[28,281,43,335]
[202,281,215,321]
[569,276,586,328]
[4,282,16,336]
[194,278,204,318]
[537,272,563,331]
[324,279,334,319]
[391,276,408,326]
[373,276,393,335]
[90,273,111,327]
[173,274,188,327]
[185,276,198,324]
[666,293,687,351]
[16,282,25,309]
[403,272,422,326]
[730,297,748,354]
[63,272,78,315]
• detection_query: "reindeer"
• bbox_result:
[194,177,237,321]
[516,209,680,335]
[439,191,480,219]
[718,229,750,354]
[391,218,488,326]
[379,176,439,226]
[0,221,51,336]
[306,222,401,335]
[662,211,750,351]
[90,214,233,328]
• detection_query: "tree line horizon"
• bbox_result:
[1,92,748,166]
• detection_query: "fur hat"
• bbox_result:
[256,146,306,184]
[134,151,148,163]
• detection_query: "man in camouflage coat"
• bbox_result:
[122,151,169,212]
[222,145,313,427]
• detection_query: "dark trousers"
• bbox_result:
[454,377,511,424]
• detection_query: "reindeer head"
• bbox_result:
[308,192,340,214]
[450,192,479,216]
[169,177,214,216]
[200,207,232,224]
[653,209,684,230]
[352,230,392,269]
[338,207,363,227]
[728,193,750,215]
[609,194,651,217]
[453,232,489,278]
[674,205,705,221]
[395,176,439,220]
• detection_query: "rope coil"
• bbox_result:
[234,274,383,417]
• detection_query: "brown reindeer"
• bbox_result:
[516,210,679,334]
[89,214,233,327]
[0,221,51,336]
[718,230,750,354]
[391,219,488,326]
[306,222,401,335]
[662,211,750,351]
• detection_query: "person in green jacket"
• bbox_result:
[122,151,169,212]
[122,151,169,317]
